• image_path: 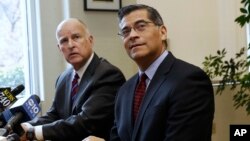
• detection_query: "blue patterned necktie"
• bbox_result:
[71,73,79,105]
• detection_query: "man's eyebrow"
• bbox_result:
[134,19,147,24]
[59,37,66,42]
[121,19,148,30]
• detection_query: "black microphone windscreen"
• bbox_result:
[33,95,40,104]
[11,85,24,96]
[0,88,11,92]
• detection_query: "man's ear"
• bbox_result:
[57,44,61,51]
[160,25,167,41]
[89,35,94,45]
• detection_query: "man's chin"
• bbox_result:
[69,59,81,65]
[130,53,144,61]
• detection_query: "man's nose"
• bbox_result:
[129,28,139,37]
[68,39,74,48]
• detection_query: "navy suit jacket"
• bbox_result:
[29,54,126,141]
[110,52,214,141]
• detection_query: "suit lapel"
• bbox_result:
[132,52,176,139]
[71,54,100,112]
[128,75,140,132]
[65,72,73,116]
[55,68,73,117]
[71,73,92,111]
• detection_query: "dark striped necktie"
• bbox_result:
[133,73,147,122]
[71,73,79,105]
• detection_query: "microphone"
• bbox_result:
[0,85,25,127]
[9,95,40,122]
[0,110,12,128]
[0,88,11,93]
[0,95,41,136]
[0,85,25,112]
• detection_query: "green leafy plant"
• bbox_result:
[203,0,250,114]
[235,0,250,27]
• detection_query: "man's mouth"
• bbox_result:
[69,52,78,57]
[130,43,144,49]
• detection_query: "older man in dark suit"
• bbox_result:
[20,18,126,141]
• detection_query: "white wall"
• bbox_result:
[137,0,246,67]
[38,0,65,115]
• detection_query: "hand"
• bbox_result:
[82,136,105,141]
[19,134,27,141]
[20,122,33,141]
[0,136,7,141]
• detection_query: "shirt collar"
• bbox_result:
[138,50,168,80]
[73,53,94,81]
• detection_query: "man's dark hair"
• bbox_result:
[118,4,164,26]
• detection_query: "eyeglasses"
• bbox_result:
[118,20,157,38]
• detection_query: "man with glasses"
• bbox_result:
[84,4,214,141]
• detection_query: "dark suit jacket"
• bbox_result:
[29,54,126,141]
[110,52,214,141]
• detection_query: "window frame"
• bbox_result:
[25,0,44,100]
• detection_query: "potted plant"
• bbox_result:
[203,0,250,114]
